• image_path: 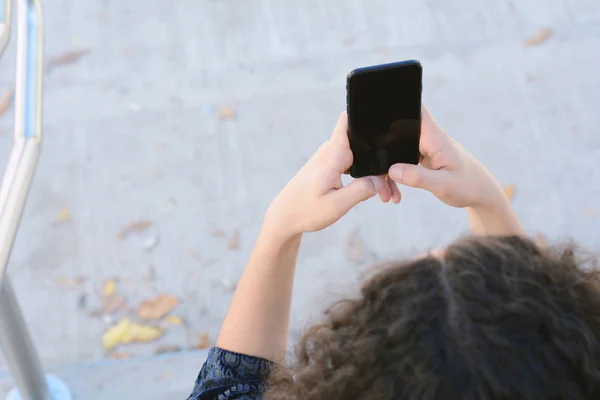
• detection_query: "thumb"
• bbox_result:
[389,163,448,192]
[326,176,382,214]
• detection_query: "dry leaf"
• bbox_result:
[136,294,178,320]
[211,227,227,238]
[101,292,129,315]
[194,332,211,350]
[58,207,70,222]
[585,209,597,218]
[109,351,132,360]
[102,318,163,350]
[535,234,548,248]
[226,230,240,250]
[58,276,85,288]
[0,89,14,116]
[103,279,117,296]
[346,231,366,264]
[116,220,153,239]
[504,184,516,201]
[218,106,236,120]
[164,315,183,325]
[46,49,91,72]
[524,28,552,47]
[154,345,182,355]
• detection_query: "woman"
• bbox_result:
[187,108,600,399]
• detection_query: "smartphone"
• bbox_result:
[346,60,422,178]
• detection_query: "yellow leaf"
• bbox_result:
[504,184,516,201]
[128,323,163,343]
[103,279,117,296]
[165,315,183,325]
[58,207,70,222]
[102,318,163,350]
[102,319,131,350]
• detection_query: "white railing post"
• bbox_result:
[0,1,71,399]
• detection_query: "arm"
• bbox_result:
[216,112,389,364]
[216,229,301,364]
[389,106,524,236]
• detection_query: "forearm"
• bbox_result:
[467,195,523,236]
[216,225,301,365]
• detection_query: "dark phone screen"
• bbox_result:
[348,62,422,177]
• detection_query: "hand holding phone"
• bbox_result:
[347,60,422,178]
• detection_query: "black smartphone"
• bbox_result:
[346,60,422,178]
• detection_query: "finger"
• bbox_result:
[377,175,392,203]
[388,177,402,204]
[389,163,450,192]
[330,111,350,146]
[326,176,380,214]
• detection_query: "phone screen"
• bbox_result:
[347,61,422,177]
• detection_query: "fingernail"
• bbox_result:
[389,165,403,181]
[368,176,382,191]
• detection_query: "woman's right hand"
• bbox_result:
[388,106,506,212]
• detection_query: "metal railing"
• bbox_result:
[0,1,71,399]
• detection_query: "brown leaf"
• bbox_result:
[102,292,130,315]
[194,332,211,350]
[136,294,178,320]
[211,227,227,238]
[524,28,552,47]
[346,231,366,264]
[57,276,85,288]
[46,49,91,72]
[116,220,153,239]
[585,209,597,218]
[218,106,236,120]
[504,184,516,201]
[0,89,14,116]
[226,230,240,250]
[153,345,182,355]
[108,351,133,360]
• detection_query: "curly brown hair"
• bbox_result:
[266,235,600,400]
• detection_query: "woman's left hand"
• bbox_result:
[264,111,401,239]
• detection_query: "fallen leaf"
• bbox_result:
[46,49,91,72]
[94,292,129,316]
[108,351,133,360]
[0,89,14,116]
[524,27,552,47]
[535,234,548,248]
[217,106,236,120]
[102,318,163,350]
[57,276,85,288]
[164,315,183,325]
[153,372,173,382]
[504,184,516,201]
[58,207,70,222]
[188,250,202,262]
[116,220,153,239]
[194,332,211,350]
[346,231,366,264]
[136,294,178,320]
[103,279,117,296]
[211,227,227,237]
[585,209,597,218]
[154,345,182,355]
[226,230,240,250]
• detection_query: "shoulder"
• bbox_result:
[187,347,275,400]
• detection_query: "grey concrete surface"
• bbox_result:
[0,0,599,396]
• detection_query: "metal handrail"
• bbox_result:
[0,1,71,399]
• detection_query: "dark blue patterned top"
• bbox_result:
[187,347,274,400]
